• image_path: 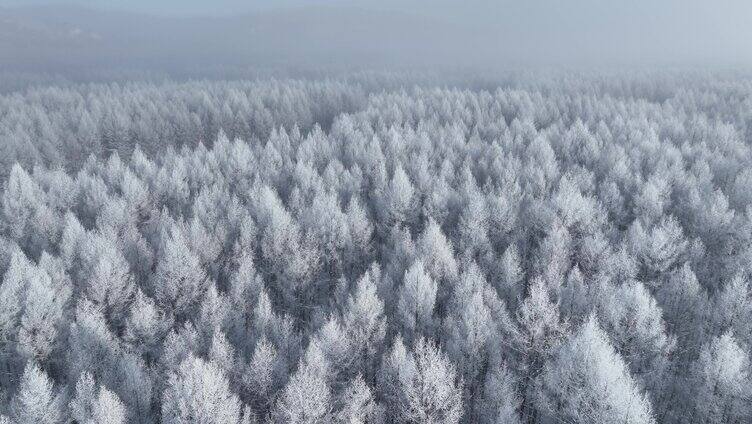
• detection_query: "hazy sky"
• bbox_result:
[1,0,751,73]
[1,0,323,15]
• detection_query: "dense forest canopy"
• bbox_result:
[1,71,752,423]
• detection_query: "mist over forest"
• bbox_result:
[2,0,751,79]
[1,2,752,424]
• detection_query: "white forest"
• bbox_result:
[0,71,751,423]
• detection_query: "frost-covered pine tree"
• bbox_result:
[397,261,438,342]
[70,372,127,424]
[691,332,751,424]
[151,223,209,318]
[161,355,242,424]
[10,362,63,424]
[272,341,332,423]
[536,316,655,424]
[396,338,464,424]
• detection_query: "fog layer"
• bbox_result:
[0,1,750,77]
